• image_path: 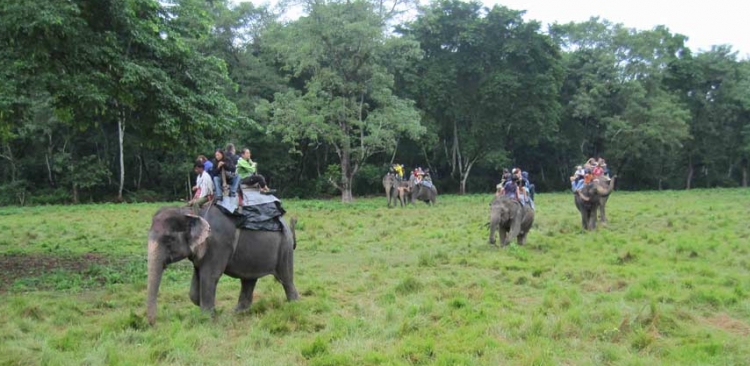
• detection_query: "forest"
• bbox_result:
[1,0,749,204]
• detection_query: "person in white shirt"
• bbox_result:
[190,161,214,213]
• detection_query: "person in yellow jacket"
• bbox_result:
[392,163,405,180]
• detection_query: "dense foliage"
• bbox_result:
[1,0,748,204]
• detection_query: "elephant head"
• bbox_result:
[147,207,211,325]
[575,177,616,230]
[579,176,615,201]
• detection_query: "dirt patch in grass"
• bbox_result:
[704,313,750,336]
[0,253,117,292]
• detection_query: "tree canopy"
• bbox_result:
[0,0,747,205]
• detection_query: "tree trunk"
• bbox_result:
[187,173,192,202]
[137,154,143,190]
[117,113,126,202]
[686,158,693,190]
[340,152,353,203]
[72,183,79,204]
[742,163,748,188]
[341,176,353,202]
[458,159,476,195]
[45,153,55,187]
[0,144,17,182]
[389,138,399,165]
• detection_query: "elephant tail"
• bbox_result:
[290,216,298,250]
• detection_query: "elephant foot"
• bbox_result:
[234,304,252,313]
[200,307,217,318]
[286,290,300,301]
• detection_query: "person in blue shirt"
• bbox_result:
[197,155,213,174]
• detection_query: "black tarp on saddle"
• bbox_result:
[216,200,286,231]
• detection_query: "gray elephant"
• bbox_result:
[409,175,437,206]
[396,181,411,207]
[383,173,399,208]
[489,196,535,246]
[146,206,298,325]
[574,176,615,230]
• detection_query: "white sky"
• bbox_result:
[495,0,749,57]
[237,0,750,58]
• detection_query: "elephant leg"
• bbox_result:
[189,267,200,307]
[581,209,589,230]
[281,280,299,302]
[235,278,258,312]
[599,203,607,223]
[199,271,221,314]
[499,229,508,247]
[489,222,497,245]
[275,268,299,301]
[587,209,597,230]
[517,231,527,246]
[508,217,522,244]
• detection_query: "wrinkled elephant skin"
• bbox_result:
[575,177,615,230]
[146,206,298,325]
[489,196,534,246]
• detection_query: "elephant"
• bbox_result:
[408,175,437,206]
[574,176,616,230]
[146,205,298,325]
[488,196,535,246]
[396,181,411,207]
[383,173,399,208]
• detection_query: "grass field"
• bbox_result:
[1,189,749,365]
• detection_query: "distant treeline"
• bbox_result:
[1,0,748,205]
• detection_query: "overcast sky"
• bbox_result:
[237,0,749,57]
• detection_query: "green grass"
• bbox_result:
[1,189,749,365]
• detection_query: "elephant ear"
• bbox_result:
[184,214,211,261]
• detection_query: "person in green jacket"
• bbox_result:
[237,148,272,193]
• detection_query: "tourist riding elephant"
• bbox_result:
[575,176,616,230]
[489,196,535,246]
[146,206,298,325]
[409,175,437,206]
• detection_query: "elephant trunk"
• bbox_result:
[595,183,610,196]
[147,238,165,325]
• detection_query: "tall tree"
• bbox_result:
[259,0,424,202]
[404,0,563,193]
[1,0,238,201]
[550,19,691,188]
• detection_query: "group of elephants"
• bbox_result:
[144,175,614,325]
[489,176,616,246]
[382,173,438,207]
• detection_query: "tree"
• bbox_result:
[550,19,691,188]
[404,0,563,193]
[1,0,238,201]
[258,1,423,202]
[667,47,750,188]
